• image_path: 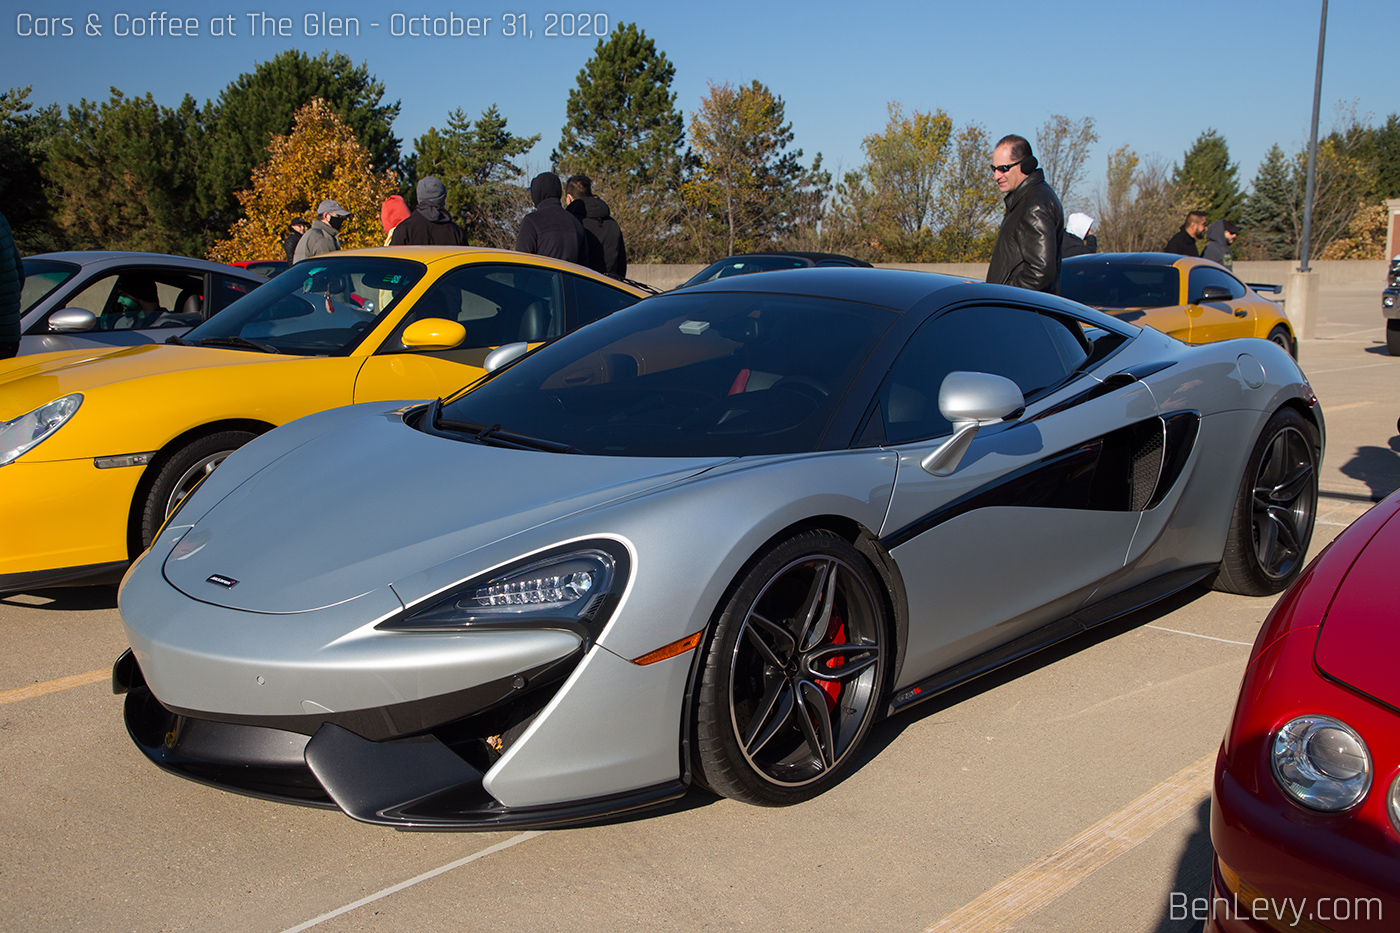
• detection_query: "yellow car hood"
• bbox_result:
[0,345,286,419]
[1,344,360,461]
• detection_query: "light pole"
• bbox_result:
[1298,0,1328,272]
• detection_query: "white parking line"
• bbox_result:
[278,831,544,933]
[1142,624,1253,647]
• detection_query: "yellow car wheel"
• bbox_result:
[1267,325,1295,359]
[137,430,257,550]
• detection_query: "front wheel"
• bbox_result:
[1214,409,1319,596]
[137,430,257,550]
[1387,319,1400,356]
[694,531,888,806]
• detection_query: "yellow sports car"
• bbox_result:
[1060,253,1295,356]
[0,247,648,593]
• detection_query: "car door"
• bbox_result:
[1186,265,1253,344]
[352,264,640,403]
[869,303,1158,688]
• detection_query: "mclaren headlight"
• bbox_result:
[380,540,630,640]
[0,394,83,466]
[1271,715,1372,811]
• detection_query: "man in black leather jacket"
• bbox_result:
[986,135,1064,294]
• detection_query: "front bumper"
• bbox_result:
[0,457,144,589]
[117,649,688,829]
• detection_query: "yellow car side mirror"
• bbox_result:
[401,318,466,351]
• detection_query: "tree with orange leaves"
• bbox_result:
[210,98,397,262]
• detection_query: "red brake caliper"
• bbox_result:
[817,613,846,711]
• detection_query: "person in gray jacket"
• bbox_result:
[1202,220,1238,269]
[293,201,350,262]
[0,210,23,360]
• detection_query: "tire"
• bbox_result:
[137,430,256,550]
[1267,324,1296,359]
[694,530,888,806]
[1214,409,1319,596]
[1387,319,1400,357]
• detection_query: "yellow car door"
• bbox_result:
[1186,263,1255,344]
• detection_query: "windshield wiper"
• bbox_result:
[164,334,187,346]
[424,399,581,453]
[198,336,281,354]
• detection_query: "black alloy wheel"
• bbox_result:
[1215,409,1318,596]
[695,531,887,805]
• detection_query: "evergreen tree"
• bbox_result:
[1173,129,1243,223]
[1241,144,1296,260]
[1373,113,1400,200]
[554,22,687,261]
[44,88,208,255]
[0,86,64,252]
[408,105,539,248]
[203,51,401,235]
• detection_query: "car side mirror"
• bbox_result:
[921,371,1025,476]
[48,308,98,333]
[400,318,466,351]
[1196,285,1232,302]
[484,341,529,373]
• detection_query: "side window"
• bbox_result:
[567,273,639,327]
[387,264,564,351]
[207,274,259,318]
[862,305,1080,445]
[1188,266,1246,302]
[52,269,204,331]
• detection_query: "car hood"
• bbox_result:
[1314,504,1400,711]
[0,343,284,420]
[162,410,726,614]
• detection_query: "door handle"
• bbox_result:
[1233,309,1247,318]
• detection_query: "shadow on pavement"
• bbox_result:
[1338,435,1400,501]
[858,580,1215,765]
[1149,796,1213,933]
[0,585,119,611]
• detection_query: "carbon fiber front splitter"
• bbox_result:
[120,667,686,830]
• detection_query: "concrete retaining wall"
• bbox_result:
[625,260,1389,292]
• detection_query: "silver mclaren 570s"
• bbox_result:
[114,268,1323,829]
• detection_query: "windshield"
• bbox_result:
[679,256,809,288]
[1060,262,1180,309]
[182,256,425,355]
[21,259,80,314]
[437,290,896,457]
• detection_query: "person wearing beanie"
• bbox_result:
[380,195,411,246]
[390,177,466,246]
[282,217,308,263]
[1062,212,1097,258]
[514,172,588,265]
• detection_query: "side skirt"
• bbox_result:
[887,564,1216,715]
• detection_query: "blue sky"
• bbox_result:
[4,0,1396,212]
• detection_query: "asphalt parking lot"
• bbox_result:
[2,284,1396,933]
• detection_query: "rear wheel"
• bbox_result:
[1387,320,1400,356]
[1267,324,1296,359]
[1214,409,1318,596]
[138,431,256,549]
[694,531,888,806]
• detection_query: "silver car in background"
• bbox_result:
[18,251,266,356]
[115,268,1323,829]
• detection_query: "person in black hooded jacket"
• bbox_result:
[391,176,466,246]
[565,175,628,278]
[515,173,588,265]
